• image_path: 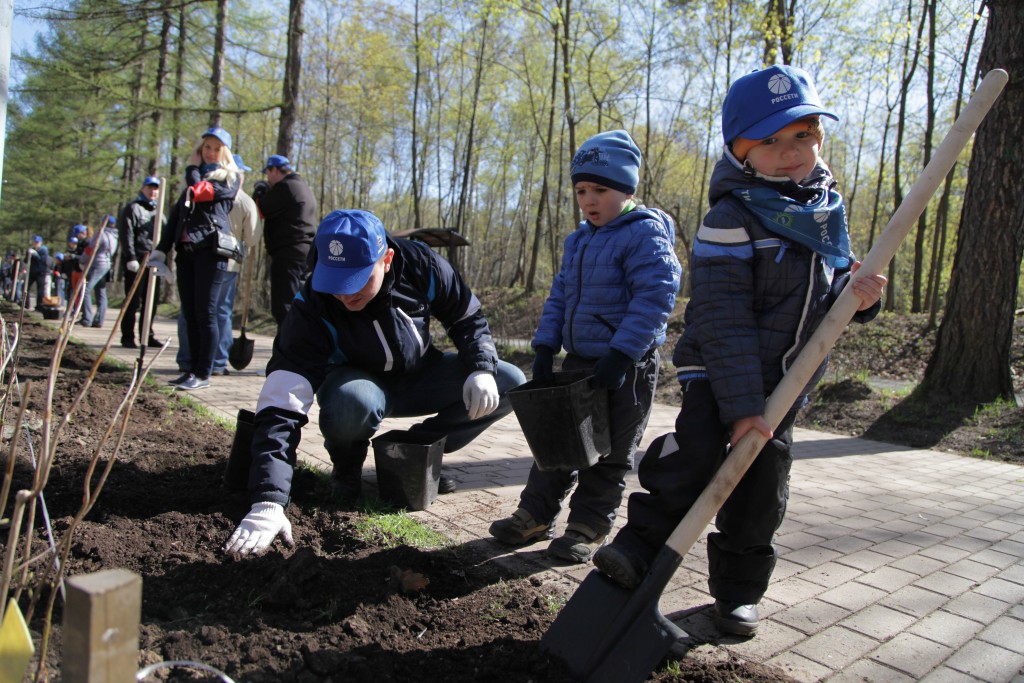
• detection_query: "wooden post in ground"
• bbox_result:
[62,569,141,682]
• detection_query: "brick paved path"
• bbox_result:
[70,309,1024,682]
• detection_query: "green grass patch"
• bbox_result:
[351,500,448,549]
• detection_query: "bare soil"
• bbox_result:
[3,301,793,682]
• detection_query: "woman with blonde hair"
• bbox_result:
[154,126,240,390]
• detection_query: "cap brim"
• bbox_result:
[739,105,839,141]
[311,263,376,296]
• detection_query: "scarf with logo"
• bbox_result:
[731,184,852,268]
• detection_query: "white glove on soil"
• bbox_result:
[126,259,140,273]
[463,370,499,420]
[223,502,294,556]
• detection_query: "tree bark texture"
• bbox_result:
[923,0,1023,402]
[277,0,305,158]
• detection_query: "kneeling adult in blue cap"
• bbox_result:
[224,209,527,557]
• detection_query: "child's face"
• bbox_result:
[574,182,632,227]
[201,138,225,165]
[744,122,820,183]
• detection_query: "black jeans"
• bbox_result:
[175,248,228,380]
[269,245,310,325]
[121,268,162,343]
[615,379,797,604]
[517,351,659,536]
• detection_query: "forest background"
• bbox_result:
[1,0,1021,406]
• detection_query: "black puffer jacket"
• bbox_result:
[157,165,239,253]
[117,193,165,265]
[257,172,318,254]
[673,154,879,424]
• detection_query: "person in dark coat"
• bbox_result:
[118,176,166,348]
[223,209,526,557]
[251,155,318,327]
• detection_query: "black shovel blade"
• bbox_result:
[540,550,686,683]
[228,329,255,370]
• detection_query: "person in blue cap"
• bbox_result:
[592,65,887,637]
[154,126,240,390]
[489,130,681,565]
[251,154,318,328]
[25,234,50,310]
[117,176,167,348]
[223,209,527,557]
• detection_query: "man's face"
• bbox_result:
[265,166,286,186]
[142,185,159,202]
[331,249,395,312]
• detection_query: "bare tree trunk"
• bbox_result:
[560,0,577,224]
[147,3,173,176]
[411,0,423,232]
[923,0,1022,402]
[123,23,147,183]
[455,9,489,234]
[277,0,305,158]
[526,20,560,294]
[208,0,227,127]
[169,5,186,186]
[911,0,937,312]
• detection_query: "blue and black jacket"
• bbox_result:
[249,237,498,506]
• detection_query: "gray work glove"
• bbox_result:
[462,370,499,420]
[223,502,294,556]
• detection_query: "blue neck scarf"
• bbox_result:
[731,185,852,268]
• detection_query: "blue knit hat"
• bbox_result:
[570,130,642,194]
[722,65,838,145]
[311,210,389,295]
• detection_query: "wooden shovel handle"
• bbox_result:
[238,245,255,330]
[665,69,1009,557]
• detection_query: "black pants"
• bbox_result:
[121,268,162,344]
[614,379,798,604]
[517,352,659,536]
[269,245,310,325]
[176,248,228,380]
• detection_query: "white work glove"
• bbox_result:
[126,259,140,273]
[223,502,294,556]
[462,370,499,420]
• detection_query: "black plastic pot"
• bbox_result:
[508,371,611,471]
[223,408,255,491]
[372,430,447,511]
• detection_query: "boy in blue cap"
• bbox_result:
[592,65,887,636]
[223,209,526,557]
[489,130,681,564]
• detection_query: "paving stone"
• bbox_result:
[913,571,979,598]
[978,615,1024,654]
[880,585,949,618]
[907,609,985,649]
[919,665,987,682]
[840,603,918,641]
[765,650,834,682]
[870,632,953,678]
[945,640,1024,682]
[795,562,864,589]
[791,625,879,669]
[856,565,918,592]
[829,659,918,682]
[774,598,852,634]
[835,548,891,572]
[943,590,1015,623]
[817,581,889,611]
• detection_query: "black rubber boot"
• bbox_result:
[328,440,369,503]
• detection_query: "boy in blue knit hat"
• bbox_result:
[489,130,681,564]
[592,65,887,637]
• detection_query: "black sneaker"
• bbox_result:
[489,508,554,546]
[121,339,138,349]
[147,337,165,347]
[438,475,456,494]
[592,544,648,589]
[176,375,210,391]
[168,372,192,386]
[712,601,759,637]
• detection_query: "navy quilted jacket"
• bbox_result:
[533,206,681,361]
[673,154,879,424]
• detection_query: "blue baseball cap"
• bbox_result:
[311,210,389,295]
[55,252,64,260]
[143,176,160,186]
[202,126,233,149]
[33,235,43,243]
[232,154,252,172]
[721,65,838,144]
[262,154,292,172]
[72,224,87,235]
[68,237,79,244]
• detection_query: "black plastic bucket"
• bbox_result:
[507,371,611,472]
[223,408,255,491]
[372,430,447,511]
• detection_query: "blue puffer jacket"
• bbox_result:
[674,154,880,424]
[249,237,499,506]
[533,206,681,361]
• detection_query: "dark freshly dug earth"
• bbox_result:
[3,304,793,682]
